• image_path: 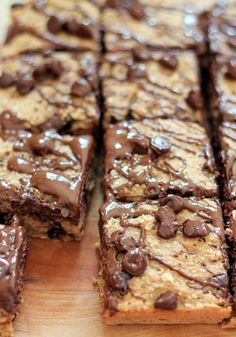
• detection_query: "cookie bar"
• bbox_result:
[208,2,236,57]
[0,130,95,241]
[4,0,100,56]
[102,1,205,53]
[100,49,204,125]
[0,51,99,135]
[219,122,236,199]
[104,119,218,201]
[210,53,236,123]
[99,196,231,324]
[0,217,27,337]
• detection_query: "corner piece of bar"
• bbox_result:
[0,130,95,241]
[0,217,27,337]
[0,50,99,135]
[99,196,231,324]
[100,50,205,125]
[4,0,100,55]
[104,119,218,201]
[102,1,205,53]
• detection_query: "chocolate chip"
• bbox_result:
[77,23,94,39]
[106,271,130,294]
[157,206,178,239]
[159,53,178,70]
[47,226,65,239]
[133,46,149,61]
[0,72,15,88]
[122,248,147,276]
[128,64,146,80]
[165,195,184,213]
[47,15,63,34]
[46,60,64,77]
[225,58,236,80]
[110,231,137,252]
[183,219,210,238]
[33,64,48,82]
[16,74,34,95]
[186,89,203,110]
[106,0,120,7]
[65,19,80,34]
[71,79,91,97]
[154,291,178,310]
[150,136,171,155]
[128,2,145,20]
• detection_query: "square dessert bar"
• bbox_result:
[0,130,95,241]
[224,201,236,327]
[0,217,27,337]
[99,197,231,324]
[102,2,205,53]
[5,0,100,56]
[104,119,218,201]
[100,49,204,125]
[210,54,236,123]
[208,2,236,57]
[0,51,99,135]
[219,122,236,199]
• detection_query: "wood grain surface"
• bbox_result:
[0,0,235,336]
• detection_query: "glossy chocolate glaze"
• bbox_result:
[99,196,229,314]
[0,217,27,314]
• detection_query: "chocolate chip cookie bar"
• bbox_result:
[100,49,204,125]
[99,196,231,324]
[0,217,27,337]
[5,0,100,56]
[104,119,218,201]
[209,53,236,123]
[219,122,236,199]
[102,1,205,53]
[0,130,95,241]
[0,51,99,135]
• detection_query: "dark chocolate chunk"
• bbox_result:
[132,46,149,61]
[16,74,34,95]
[225,58,236,80]
[154,291,178,310]
[159,53,178,70]
[183,219,210,238]
[47,15,63,33]
[65,19,80,34]
[122,248,147,276]
[128,64,146,80]
[165,195,184,213]
[33,64,48,82]
[0,72,15,88]
[46,60,64,77]
[186,89,203,110]
[71,79,91,97]
[128,2,145,20]
[157,206,178,239]
[110,231,137,252]
[47,226,65,239]
[150,136,171,155]
[106,271,130,294]
[77,23,94,39]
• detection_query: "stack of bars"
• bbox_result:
[98,0,236,327]
[0,1,100,336]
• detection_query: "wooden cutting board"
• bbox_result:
[12,181,235,337]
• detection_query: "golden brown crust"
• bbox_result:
[103,306,231,325]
